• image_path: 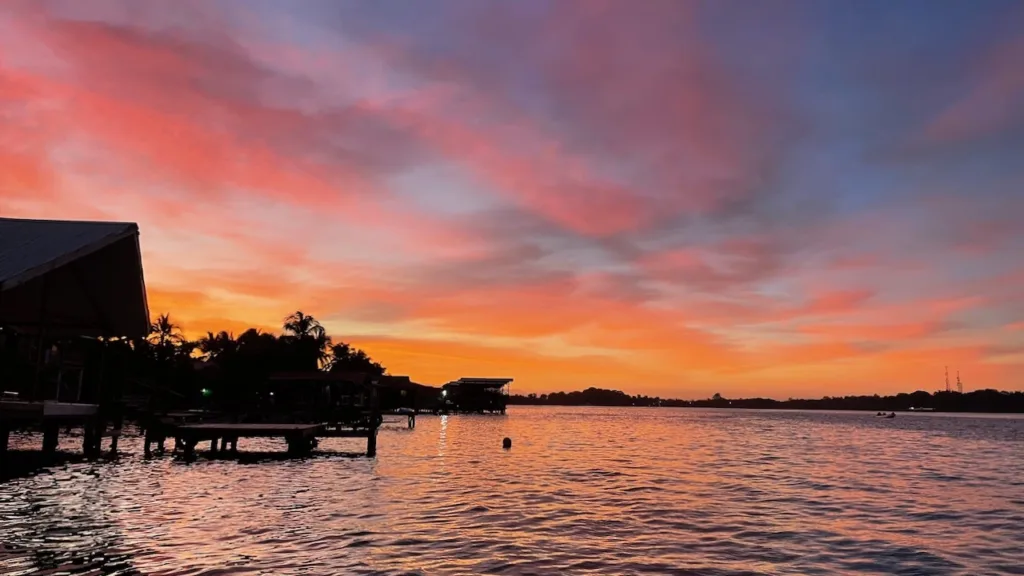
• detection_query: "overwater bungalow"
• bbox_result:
[376,375,442,413]
[441,377,513,414]
[0,217,150,456]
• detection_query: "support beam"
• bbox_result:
[42,424,59,453]
[33,274,51,402]
[108,427,121,455]
[83,425,95,456]
[83,421,104,457]
[366,430,377,458]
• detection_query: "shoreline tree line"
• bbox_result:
[509,387,1024,413]
[138,311,388,405]
[1,311,387,408]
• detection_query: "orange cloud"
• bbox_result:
[350,335,667,391]
[797,320,951,342]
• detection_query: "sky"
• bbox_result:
[1,0,1023,398]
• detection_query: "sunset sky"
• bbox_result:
[2,0,1022,398]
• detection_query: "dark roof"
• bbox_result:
[378,375,439,392]
[0,217,150,337]
[445,377,514,388]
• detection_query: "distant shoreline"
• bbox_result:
[508,387,1024,414]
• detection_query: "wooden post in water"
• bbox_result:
[83,424,96,456]
[86,418,106,457]
[42,423,59,453]
[109,415,123,455]
[366,429,377,457]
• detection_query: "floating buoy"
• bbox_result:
[502,437,512,449]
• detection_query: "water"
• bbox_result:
[2,407,1023,575]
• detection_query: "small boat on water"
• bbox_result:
[875,412,896,418]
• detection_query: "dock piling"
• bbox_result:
[108,415,123,455]
[42,424,59,453]
[82,425,94,456]
[367,430,377,458]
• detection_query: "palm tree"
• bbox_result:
[283,311,326,340]
[148,313,184,348]
[282,311,331,370]
[198,330,235,360]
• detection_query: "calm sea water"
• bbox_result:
[1,407,1023,575]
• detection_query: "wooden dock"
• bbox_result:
[153,421,379,457]
[0,400,119,458]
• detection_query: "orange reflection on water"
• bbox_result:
[2,408,1022,574]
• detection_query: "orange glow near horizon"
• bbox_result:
[2,2,1023,398]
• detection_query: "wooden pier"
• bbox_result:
[146,421,379,458]
[0,400,120,458]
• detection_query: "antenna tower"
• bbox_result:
[945,366,950,393]
[957,371,963,394]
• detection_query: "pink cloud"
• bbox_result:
[356,1,804,238]
[926,34,1024,143]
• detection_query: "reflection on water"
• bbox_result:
[2,408,1023,575]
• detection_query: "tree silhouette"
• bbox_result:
[281,311,331,370]
[198,330,235,360]
[148,314,184,348]
[327,342,386,377]
[283,311,326,340]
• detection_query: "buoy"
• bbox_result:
[502,437,512,449]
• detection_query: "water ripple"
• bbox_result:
[1,408,1022,575]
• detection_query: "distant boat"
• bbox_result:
[908,407,934,411]
[876,412,896,418]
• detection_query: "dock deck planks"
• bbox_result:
[164,422,379,457]
[176,423,323,437]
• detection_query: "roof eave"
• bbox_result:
[0,224,139,293]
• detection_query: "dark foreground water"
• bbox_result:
[1,408,1023,575]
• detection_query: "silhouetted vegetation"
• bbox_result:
[509,387,1024,413]
[1,311,386,412]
